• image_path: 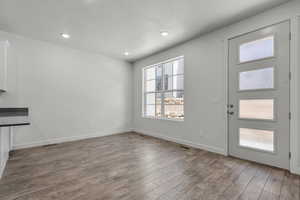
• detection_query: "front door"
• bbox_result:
[228,21,290,169]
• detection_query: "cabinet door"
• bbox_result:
[0,41,9,92]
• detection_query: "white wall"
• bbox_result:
[133,35,227,154]
[133,1,300,174]
[0,30,133,149]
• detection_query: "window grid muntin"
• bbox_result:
[143,56,184,120]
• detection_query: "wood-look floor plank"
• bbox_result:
[237,165,271,200]
[279,171,300,200]
[0,132,298,200]
[216,162,260,200]
[258,167,285,200]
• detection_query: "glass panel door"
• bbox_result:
[228,21,290,169]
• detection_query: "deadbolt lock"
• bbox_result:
[227,111,234,115]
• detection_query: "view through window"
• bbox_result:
[143,56,184,120]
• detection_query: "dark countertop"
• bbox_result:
[0,108,30,127]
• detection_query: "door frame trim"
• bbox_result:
[224,18,298,172]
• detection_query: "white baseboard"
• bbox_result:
[291,165,300,175]
[134,129,227,156]
[0,152,9,179]
[13,129,130,150]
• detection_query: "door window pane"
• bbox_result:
[239,36,274,63]
[239,99,274,120]
[145,105,155,117]
[239,67,274,91]
[173,75,184,90]
[145,93,155,105]
[165,105,184,120]
[239,128,274,152]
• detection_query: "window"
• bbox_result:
[143,56,184,120]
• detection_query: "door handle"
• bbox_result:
[227,111,234,115]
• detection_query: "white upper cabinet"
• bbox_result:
[0,41,9,92]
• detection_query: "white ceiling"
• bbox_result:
[0,0,290,62]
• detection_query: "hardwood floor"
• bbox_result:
[0,132,299,200]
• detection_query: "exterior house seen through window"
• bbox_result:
[143,56,184,120]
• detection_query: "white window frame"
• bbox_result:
[142,56,184,121]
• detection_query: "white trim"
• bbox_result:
[9,127,13,151]
[12,130,130,150]
[223,38,229,156]
[134,129,227,155]
[292,166,300,175]
[0,151,8,179]
[290,16,299,175]
[0,127,9,179]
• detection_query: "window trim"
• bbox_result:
[142,56,184,121]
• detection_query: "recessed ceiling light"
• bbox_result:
[124,52,129,56]
[61,33,70,39]
[160,31,169,36]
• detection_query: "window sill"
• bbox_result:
[142,116,184,122]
